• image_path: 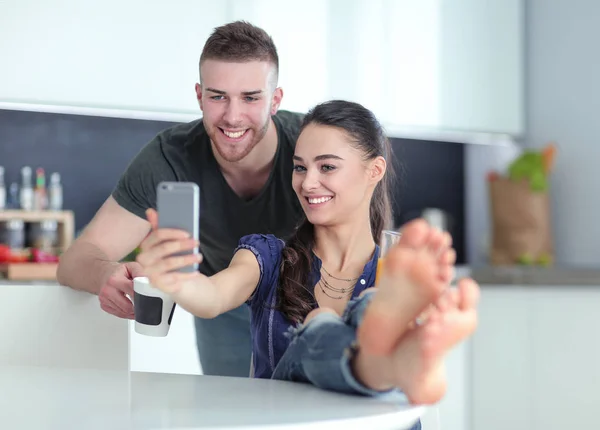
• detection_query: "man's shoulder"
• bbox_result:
[273,110,305,149]
[159,118,207,147]
[274,110,304,133]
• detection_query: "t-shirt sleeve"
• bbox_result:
[111,134,177,219]
[235,234,285,308]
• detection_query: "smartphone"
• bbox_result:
[156,181,200,273]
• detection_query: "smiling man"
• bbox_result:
[57,21,305,377]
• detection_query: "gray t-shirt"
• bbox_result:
[112,110,305,277]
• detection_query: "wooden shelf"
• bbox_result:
[0,210,74,250]
[0,210,74,223]
[0,210,74,280]
[0,263,58,281]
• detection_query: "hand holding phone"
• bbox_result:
[156,181,200,273]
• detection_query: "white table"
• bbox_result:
[0,366,424,430]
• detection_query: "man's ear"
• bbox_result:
[271,87,283,115]
[195,83,203,111]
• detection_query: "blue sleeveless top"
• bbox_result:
[235,233,379,379]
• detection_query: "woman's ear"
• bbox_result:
[368,156,387,184]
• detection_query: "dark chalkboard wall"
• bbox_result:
[0,110,177,234]
[0,109,465,263]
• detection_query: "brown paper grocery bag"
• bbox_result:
[488,178,554,266]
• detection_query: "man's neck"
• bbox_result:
[214,117,279,199]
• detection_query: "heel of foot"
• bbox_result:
[405,370,447,405]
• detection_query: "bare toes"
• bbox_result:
[396,219,430,248]
[448,288,461,306]
[457,278,480,311]
[440,248,456,266]
[427,228,446,254]
[433,289,454,312]
[439,264,455,284]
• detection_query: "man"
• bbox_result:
[57,20,305,377]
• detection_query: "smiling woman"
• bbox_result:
[281,100,394,322]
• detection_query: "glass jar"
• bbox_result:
[0,219,26,249]
[27,220,58,251]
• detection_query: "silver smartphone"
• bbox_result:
[156,181,200,273]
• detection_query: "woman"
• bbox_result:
[137,100,479,409]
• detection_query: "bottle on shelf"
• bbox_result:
[19,166,34,211]
[8,182,19,209]
[0,166,6,210]
[34,167,48,210]
[48,172,63,211]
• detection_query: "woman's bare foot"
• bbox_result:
[357,219,455,356]
[353,278,479,404]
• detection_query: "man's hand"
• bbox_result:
[98,261,145,319]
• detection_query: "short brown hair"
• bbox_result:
[199,21,279,83]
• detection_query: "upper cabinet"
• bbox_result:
[1,0,524,137]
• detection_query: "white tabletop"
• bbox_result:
[0,366,423,430]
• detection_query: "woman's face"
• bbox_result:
[292,123,384,227]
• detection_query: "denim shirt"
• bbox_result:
[235,233,380,379]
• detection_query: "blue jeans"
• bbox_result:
[271,291,421,430]
[194,303,252,377]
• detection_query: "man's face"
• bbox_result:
[196,60,282,163]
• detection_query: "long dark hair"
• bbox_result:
[278,100,395,323]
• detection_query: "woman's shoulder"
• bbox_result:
[237,233,286,251]
[236,234,287,308]
[235,234,286,268]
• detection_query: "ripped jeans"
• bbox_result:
[271,291,422,430]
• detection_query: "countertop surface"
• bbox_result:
[0,278,60,286]
[0,366,423,430]
[3,265,599,287]
[470,266,600,286]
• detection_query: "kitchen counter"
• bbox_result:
[470,266,600,286]
[6,264,599,287]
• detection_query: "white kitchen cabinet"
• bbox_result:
[1,0,524,136]
[0,282,128,370]
[0,0,229,118]
[470,285,600,430]
[530,288,600,429]
[129,305,202,375]
[471,286,533,430]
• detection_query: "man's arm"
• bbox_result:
[58,129,178,318]
[56,196,151,295]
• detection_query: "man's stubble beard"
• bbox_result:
[206,117,271,163]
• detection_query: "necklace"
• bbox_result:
[317,265,358,300]
[320,265,360,282]
[318,279,354,300]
